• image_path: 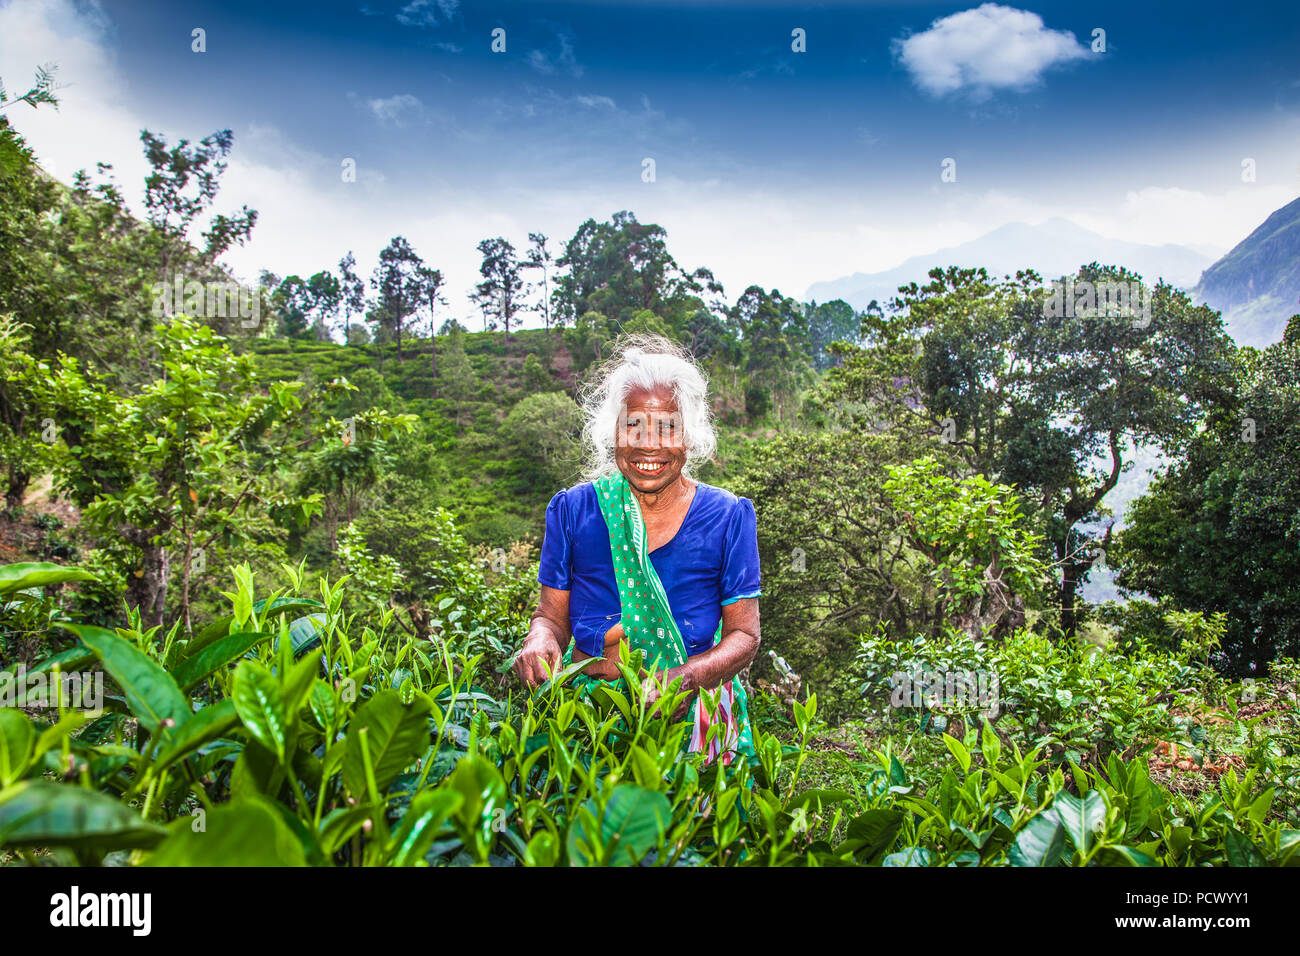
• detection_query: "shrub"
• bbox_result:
[2,562,1296,867]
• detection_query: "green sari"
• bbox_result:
[561,470,756,764]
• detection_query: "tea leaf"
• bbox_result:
[59,623,190,735]
[343,689,433,797]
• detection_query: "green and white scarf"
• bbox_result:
[563,470,756,764]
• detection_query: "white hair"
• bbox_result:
[578,333,717,482]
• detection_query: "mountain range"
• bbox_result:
[804,218,1215,311]
[805,201,1300,348]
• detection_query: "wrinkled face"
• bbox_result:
[614,385,687,495]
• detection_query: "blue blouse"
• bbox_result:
[537,479,762,659]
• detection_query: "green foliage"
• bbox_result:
[342,502,535,669]
[2,115,1297,867]
[856,626,1199,768]
[520,353,550,393]
[472,237,524,340]
[826,264,1237,637]
[883,455,1046,637]
[274,270,341,339]
[0,317,61,513]
[1,561,1294,867]
[564,311,616,373]
[1163,610,1227,666]
[1117,318,1300,672]
[555,211,721,334]
[805,299,861,372]
[32,316,329,628]
[499,391,583,490]
[731,433,1047,717]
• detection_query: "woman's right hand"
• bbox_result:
[513,633,563,689]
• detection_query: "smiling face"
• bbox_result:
[614,385,688,495]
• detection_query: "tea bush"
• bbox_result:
[857,624,1217,770]
[1,561,1296,866]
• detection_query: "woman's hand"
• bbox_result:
[640,664,695,720]
[516,586,571,689]
[513,632,563,689]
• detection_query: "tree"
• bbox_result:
[473,237,523,344]
[1,116,268,510]
[621,309,674,340]
[883,455,1046,642]
[522,353,551,393]
[806,299,861,371]
[563,310,616,373]
[825,264,1237,637]
[35,316,326,630]
[683,306,737,364]
[730,286,813,423]
[439,323,479,429]
[730,427,958,714]
[0,91,61,510]
[4,122,262,389]
[0,64,59,176]
[1116,316,1300,674]
[372,236,424,361]
[522,232,555,334]
[139,129,257,280]
[296,407,417,552]
[0,317,58,514]
[415,264,446,391]
[554,211,715,331]
[337,251,366,345]
[275,271,341,340]
[500,391,583,489]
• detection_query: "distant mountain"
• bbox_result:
[805,218,1214,311]
[1192,195,1300,348]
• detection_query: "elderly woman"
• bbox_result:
[512,335,762,764]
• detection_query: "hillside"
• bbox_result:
[1193,195,1300,347]
[245,327,763,548]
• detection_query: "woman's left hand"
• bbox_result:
[640,665,695,721]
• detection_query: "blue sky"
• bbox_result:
[3,0,1299,324]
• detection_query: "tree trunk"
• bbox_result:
[5,468,30,514]
[1058,546,1083,639]
[1254,631,1274,678]
[430,333,438,397]
[126,541,170,630]
[954,554,1024,642]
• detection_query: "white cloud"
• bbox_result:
[527,27,582,78]
[574,94,616,110]
[0,0,151,187]
[395,0,459,29]
[894,3,1091,99]
[357,92,425,126]
[1072,185,1293,252]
